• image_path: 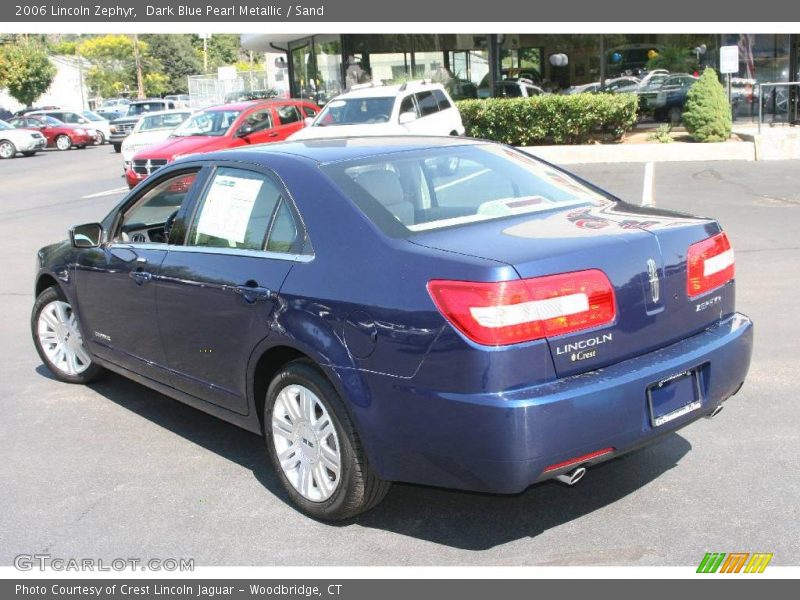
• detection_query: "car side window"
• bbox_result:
[276,105,301,124]
[188,167,284,251]
[302,106,318,118]
[415,91,439,117]
[399,94,418,117]
[116,171,199,244]
[433,89,451,111]
[244,109,273,132]
[266,200,299,253]
[499,83,522,98]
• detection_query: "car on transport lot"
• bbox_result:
[110,99,178,153]
[289,81,464,140]
[120,109,192,172]
[27,108,107,145]
[125,99,319,188]
[0,119,47,158]
[31,137,752,520]
[7,114,95,150]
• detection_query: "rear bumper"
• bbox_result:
[350,313,753,493]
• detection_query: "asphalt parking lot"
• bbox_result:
[1,145,798,566]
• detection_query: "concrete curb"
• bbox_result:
[521,141,756,164]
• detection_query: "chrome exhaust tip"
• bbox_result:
[709,405,724,418]
[555,467,587,486]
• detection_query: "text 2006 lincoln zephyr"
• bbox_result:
[31,137,753,520]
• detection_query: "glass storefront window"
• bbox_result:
[314,35,343,106]
[290,39,316,102]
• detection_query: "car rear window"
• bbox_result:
[321,145,605,237]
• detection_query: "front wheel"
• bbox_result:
[94,131,105,145]
[0,140,16,159]
[113,143,122,153]
[265,360,390,520]
[55,135,72,151]
[31,287,103,384]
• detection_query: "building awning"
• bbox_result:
[241,34,304,53]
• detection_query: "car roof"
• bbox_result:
[332,82,444,100]
[192,135,487,165]
[203,99,308,112]
[137,109,193,117]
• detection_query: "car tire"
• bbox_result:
[264,359,391,521]
[0,139,16,159]
[95,131,105,145]
[668,107,683,125]
[22,151,37,157]
[31,286,104,385]
[55,135,72,151]
[113,143,122,153]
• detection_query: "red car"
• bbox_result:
[126,99,320,188]
[8,115,96,150]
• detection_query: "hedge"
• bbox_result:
[455,93,639,146]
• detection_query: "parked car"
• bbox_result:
[289,81,464,141]
[488,79,546,98]
[7,115,95,150]
[27,109,105,145]
[125,99,319,188]
[563,76,641,95]
[81,110,112,144]
[96,98,131,120]
[121,109,192,171]
[645,74,699,123]
[32,136,752,520]
[13,105,60,117]
[223,90,278,103]
[0,119,47,158]
[110,99,178,153]
[164,94,191,108]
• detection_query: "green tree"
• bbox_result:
[646,44,697,73]
[682,68,732,142]
[192,34,242,71]
[78,34,139,97]
[141,34,201,93]
[0,42,56,107]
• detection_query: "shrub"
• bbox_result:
[648,124,673,143]
[681,68,732,143]
[456,93,638,146]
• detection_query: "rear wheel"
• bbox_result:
[0,140,16,159]
[264,360,390,520]
[31,287,103,384]
[55,135,72,151]
[668,107,683,125]
[94,131,105,145]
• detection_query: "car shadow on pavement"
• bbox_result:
[77,369,691,552]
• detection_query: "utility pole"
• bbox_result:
[132,33,145,98]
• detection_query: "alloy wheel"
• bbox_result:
[36,300,92,376]
[0,141,15,159]
[56,135,71,151]
[271,384,341,502]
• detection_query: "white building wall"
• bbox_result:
[0,55,90,113]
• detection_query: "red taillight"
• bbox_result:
[427,269,616,346]
[686,232,735,299]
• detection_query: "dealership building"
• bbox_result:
[240,33,799,123]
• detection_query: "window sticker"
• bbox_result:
[195,175,264,244]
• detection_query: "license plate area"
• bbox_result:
[647,368,703,428]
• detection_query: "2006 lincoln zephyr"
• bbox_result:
[31,137,753,520]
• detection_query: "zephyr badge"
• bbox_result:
[647,259,660,303]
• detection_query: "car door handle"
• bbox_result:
[234,283,276,303]
[267,132,279,137]
[130,270,153,285]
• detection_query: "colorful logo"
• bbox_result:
[697,552,773,573]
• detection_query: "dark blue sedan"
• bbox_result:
[31,137,753,520]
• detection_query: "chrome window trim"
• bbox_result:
[112,243,313,263]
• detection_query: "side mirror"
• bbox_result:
[236,124,254,137]
[303,116,315,127]
[70,223,103,248]
[399,111,418,125]
[79,118,88,124]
